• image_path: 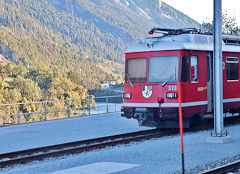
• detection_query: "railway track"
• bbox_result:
[202,160,240,174]
[0,128,178,168]
[1,116,239,169]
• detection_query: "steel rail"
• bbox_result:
[201,160,240,174]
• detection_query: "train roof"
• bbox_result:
[126,28,240,54]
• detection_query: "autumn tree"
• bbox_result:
[11,76,42,102]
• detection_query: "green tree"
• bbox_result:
[12,66,28,77]
[201,12,240,35]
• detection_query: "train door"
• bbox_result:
[207,52,213,112]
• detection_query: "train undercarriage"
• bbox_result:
[121,107,190,128]
[122,106,240,129]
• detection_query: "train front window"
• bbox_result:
[126,58,147,83]
[149,56,179,83]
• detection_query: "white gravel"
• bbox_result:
[1,113,240,173]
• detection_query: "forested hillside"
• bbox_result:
[0,0,199,71]
[0,0,199,105]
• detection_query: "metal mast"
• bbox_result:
[213,0,223,136]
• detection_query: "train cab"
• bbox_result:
[121,28,240,128]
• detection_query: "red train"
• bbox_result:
[121,28,240,128]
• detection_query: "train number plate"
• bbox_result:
[168,85,177,91]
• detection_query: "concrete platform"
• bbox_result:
[52,162,139,174]
[207,135,233,143]
[0,112,150,154]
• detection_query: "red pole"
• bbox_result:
[178,83,185,174]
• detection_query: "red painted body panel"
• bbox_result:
[122,49,240,127]
[223,52,240,101]
[124,50,208,111]
[124,50,183,104]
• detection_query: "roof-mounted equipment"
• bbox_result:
[222,34,240,46]
[148,28,200,36]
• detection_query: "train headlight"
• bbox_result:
[123,93,131,99]
[166,92,178,99]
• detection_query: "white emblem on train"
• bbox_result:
[142,86,152,98]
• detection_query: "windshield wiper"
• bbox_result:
[126,74,135,88]
[161,72,176,87]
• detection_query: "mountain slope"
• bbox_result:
[116,0,199,29]
[0,0,200,87]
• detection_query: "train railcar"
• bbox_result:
[121,28,240,128]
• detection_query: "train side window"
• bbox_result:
[191,56,198,81]
[226,57,239,80]
[181,55,189,82]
